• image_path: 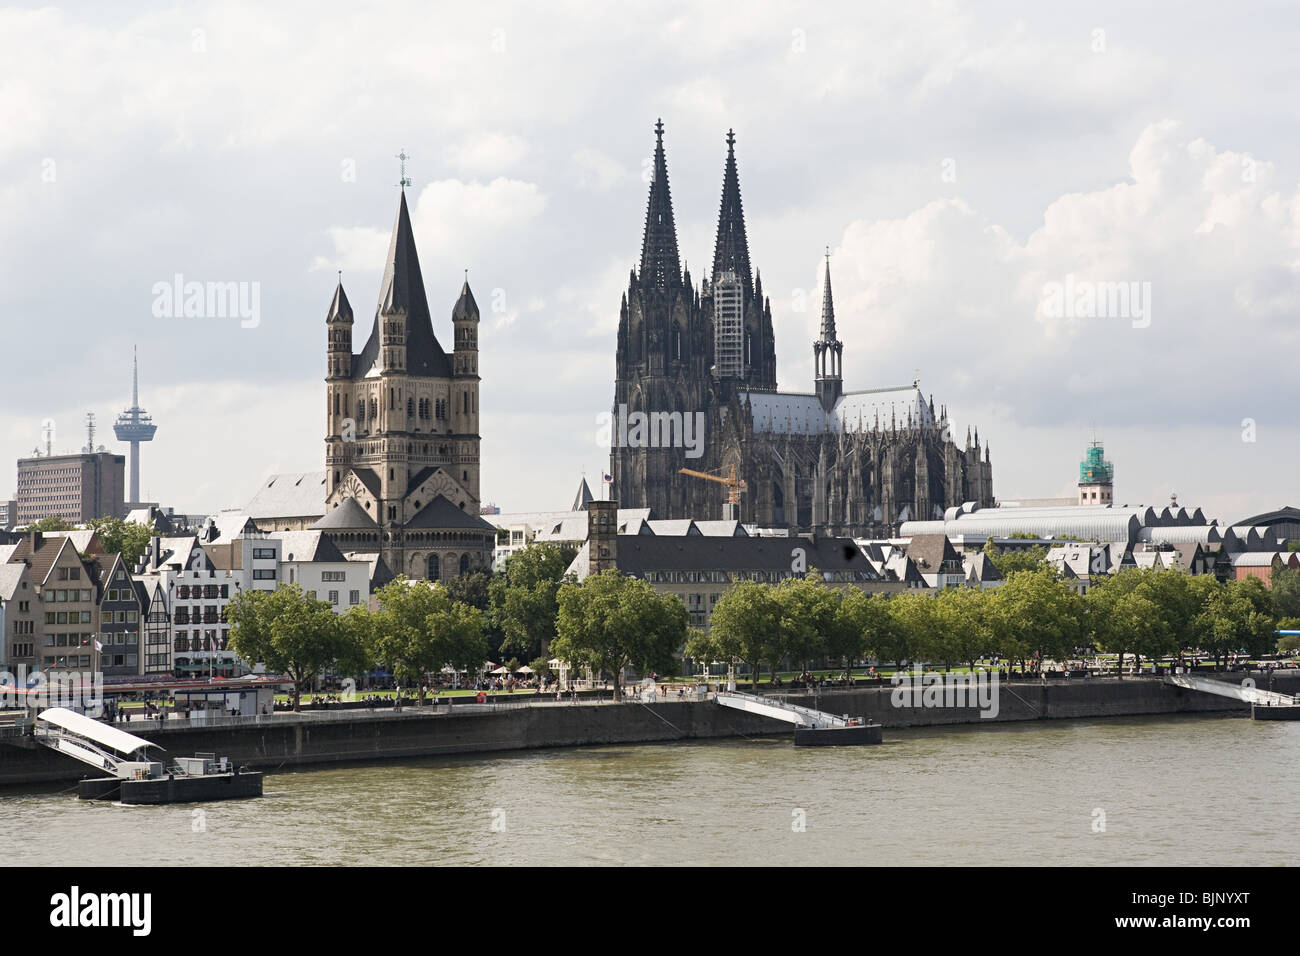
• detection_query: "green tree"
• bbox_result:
[683,626,722,681]
[1195,577,1276,669]
[552,569,685,700]
[226,584,361,710]
[488,543,577,661]
[889,591,943,670]
[373,578,487,704]
[709,581,781,691]
[992,567,1083,670]
[1270,566,1300,621]
[934,585,993,672]
[27,515,72,532]
[444,568,493,611]
[772,574,835,674]
[985,543,1049,577]
[86,516,154,566]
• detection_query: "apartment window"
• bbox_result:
[349,590,360,606]
[321,571,345,582]
[328,590,339,605]
[81,590,91,602]
[252,569,276,580]
[253,548,276,560]
[81,611,92,623]
[127,610,138,623]
[69,568,80,581]
[45,612,55,625]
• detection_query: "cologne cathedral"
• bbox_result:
[609,121,994,537]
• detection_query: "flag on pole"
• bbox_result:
[93,639,103,652]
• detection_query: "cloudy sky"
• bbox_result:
[2,0,1297,523]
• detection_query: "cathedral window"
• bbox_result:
[407,397,415,417]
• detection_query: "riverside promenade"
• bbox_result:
[1,672,1294,787]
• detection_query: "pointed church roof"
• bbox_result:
[326,281,353,324]
[639,119,681,290]
[312,496,378,530]
[712,129,752,296]
[819,252,837,341]
[452,279,479,321]
[353,191,453,378]
[571,477,594,511]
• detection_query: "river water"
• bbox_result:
[3,713,1296,866]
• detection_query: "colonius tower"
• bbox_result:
[318,187,496,581]
[610,121,994,537]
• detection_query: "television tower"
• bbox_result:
[113,346,157,506]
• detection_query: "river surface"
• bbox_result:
[3,713,1296,866]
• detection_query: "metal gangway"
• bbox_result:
[1163,674,1297,707]
[34,707,162,778]
[714,691,866,729]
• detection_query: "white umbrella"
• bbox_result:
[491,666,510,675]
[516,665,535,674]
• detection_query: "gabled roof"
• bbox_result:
[353,191,453,379]
[42,530,101,556]
[312,497,378,530]
[404,496,497,531]
[272,531,348,564]
[244,472,328,520]
[694,520,749,537]
[0,564,25,602]
[343,551,393,590]
[906,534,963,572]
[647,519,700,536]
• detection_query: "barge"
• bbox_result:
[36,707,262,805]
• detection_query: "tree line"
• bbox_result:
[225,542,1299,706]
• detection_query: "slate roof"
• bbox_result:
[741,384,934,436]
[404,496,497,531]
[273,531,348,564]
[312,497,378,530]
[244,472,328,520]
[610,535,877,576]
[571,478,594,512]
[353,191,453,379]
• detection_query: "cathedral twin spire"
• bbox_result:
[639,119,682,291]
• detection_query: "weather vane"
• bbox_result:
[397,149,411,189]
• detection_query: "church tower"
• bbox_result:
[319,179,494,582]
[706,129,776,394]
[814,252,843,412]
[611,120,709,517]
[451,279,481,501]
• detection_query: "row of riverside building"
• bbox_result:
[0,519,385,680]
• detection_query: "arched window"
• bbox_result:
[459,553,470,575]
[407,397,415,417]
[671,325,681,361]
[427,554,439,580]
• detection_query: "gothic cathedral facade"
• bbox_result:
[610,122,995,537]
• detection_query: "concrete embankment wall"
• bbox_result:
[2,674,1294,787]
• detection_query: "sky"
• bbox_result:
[1,0,1297,524]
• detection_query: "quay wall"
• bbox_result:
[1,674,1294,787]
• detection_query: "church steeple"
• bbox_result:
[639,119,681,291]
[814,250,843,412]
[712,128,752,298]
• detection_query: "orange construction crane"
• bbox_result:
[678,465,746,506]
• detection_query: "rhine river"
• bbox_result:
[3,713,1297,866]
